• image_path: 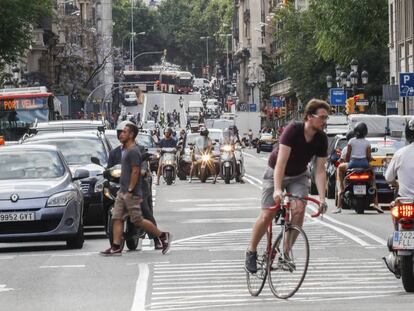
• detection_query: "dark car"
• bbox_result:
[0,145,87,248]
[22,131,111,228]
[256,132,276,153]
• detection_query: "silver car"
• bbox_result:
[0,145,87,248]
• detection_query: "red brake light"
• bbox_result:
[334,161,340,167]
[391,204,414,219]
[347,173,370,180]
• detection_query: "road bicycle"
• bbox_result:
[246,193,322,299]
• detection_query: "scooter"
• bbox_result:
[340,168,376,214]
[384,196,414,292]
[91,157,144,251]
[160,147,178,185]
[220,144,236,184]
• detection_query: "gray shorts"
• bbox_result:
[261,167,310,209]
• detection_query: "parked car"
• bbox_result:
[22,131,111,228]
[0,145,87,248]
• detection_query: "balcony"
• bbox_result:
[31,29,47,51]
[270,78,292,97]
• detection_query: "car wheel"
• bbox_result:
[66,221,84,249]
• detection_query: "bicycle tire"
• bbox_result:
[246,230,269,296]
[267,225,309,299]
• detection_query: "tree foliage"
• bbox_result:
[0,0,53,64]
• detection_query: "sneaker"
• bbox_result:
[154,238,163,250]
[160,232,172,254]
[99,246,122,256]
[245,250,257,274]
[333,208,342,214]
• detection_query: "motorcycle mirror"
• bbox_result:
[91,156,101,166]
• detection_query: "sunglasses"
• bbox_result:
[312,114,329,121]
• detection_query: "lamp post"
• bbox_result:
[219,33,232,81]
[129,32,146,70]
[200,36,211,79]
[326,59,369,113]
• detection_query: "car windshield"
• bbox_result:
[137,134,153,147]
[369,138,405,156]
[0,151,65,180]
[28,138,108,167]
[209,131,224,143]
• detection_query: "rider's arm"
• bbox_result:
[273,144,291,193]
[345,144,352,162]
[385,153,399,183]
[315,157,327,203]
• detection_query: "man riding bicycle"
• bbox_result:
[245,99,329,273]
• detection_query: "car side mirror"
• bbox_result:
[73,169,89,181]
[91,156,101,166]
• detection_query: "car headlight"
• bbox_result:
[94,179,105,193]
[47,191,76,208]
[164,160,175,165]
[201,154,210,161]
[221,145,233,152]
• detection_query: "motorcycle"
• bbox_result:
[160,147,178,185]
[340,168,376,214]
[91,157,144,251]
[220,144,236,184]
[384,196,414,292]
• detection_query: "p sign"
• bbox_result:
[399,73,414,96]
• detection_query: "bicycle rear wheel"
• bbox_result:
[246,230,269,296]
[268,225,309,299]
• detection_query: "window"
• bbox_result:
[390,3,394,48]
[400,43,405,72]
[408,41,413,72]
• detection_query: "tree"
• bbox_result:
[0,0,53,64]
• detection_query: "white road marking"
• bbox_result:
[243,152,268,162]
[175,206,259,212]
[243,173,263,185]
[0,284,14,292]
[168,198,259,203]
[182,218,257,224]
[130,263,149,311]
[39,265,85,269]
[0,256,15,260]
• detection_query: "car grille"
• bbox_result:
[80,183,90,194]
[0,219,61,234]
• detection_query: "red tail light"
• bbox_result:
[347,173,370,180]
[391,204,414,219]
[334,161,340,168]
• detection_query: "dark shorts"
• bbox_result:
[261,167,310,209]
[348,158,369,169]
[112,192,143,223]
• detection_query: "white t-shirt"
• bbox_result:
[385,143,414,197]
[340,145,348,161]
[348,138,370,159]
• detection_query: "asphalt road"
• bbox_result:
[1,98,413,310]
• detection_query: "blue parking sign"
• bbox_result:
[329,88,347,106]
[399,73,414,97]
[249,103,256,112]
[271,98,283,108]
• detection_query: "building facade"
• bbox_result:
[388,0,414,114]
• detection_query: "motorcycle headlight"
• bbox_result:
[201,154,210,161]
[110,169,121,178]
[94,179,105,193]
[221,145,232,152]
[164,160,174,165]
[47,191,76,208]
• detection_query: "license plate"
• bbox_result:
[0,212,36,222]
[353,185,366,195]
[393,231,414,250]
[374,166,385,174]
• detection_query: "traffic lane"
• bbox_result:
[152,178,262,242]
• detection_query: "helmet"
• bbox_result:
[406,118,414,144]
[199,127,209,136]
[229,125,239,134]
[345,130,355,142]
[353,122,368,138]
[116,120,134,131]
[164,127,173,135]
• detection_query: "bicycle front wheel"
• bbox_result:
[246,230,269,296]
[268,225,309,299]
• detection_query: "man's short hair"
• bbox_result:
[303,99,330,121]
[125,123,138,139]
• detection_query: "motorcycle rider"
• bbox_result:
[228,125,245,183]
[383,117,414,275]
[188,127,218,184]
[159,108,165,126]
[156,127,178,185]
[108,121,162,250]
[179,96,184,109]
[343,122,382,213]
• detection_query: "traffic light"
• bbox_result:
[345,98,355,114]
[279,107,286,118]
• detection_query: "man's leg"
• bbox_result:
[188,161,195,183]
[156,162,162,185]
[248,209,277,252]
[112,219,124,245]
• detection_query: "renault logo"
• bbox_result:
[10,194,19,203]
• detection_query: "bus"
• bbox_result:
[0,86,62,142]
[123,70,160,92]
[174,71,193,94]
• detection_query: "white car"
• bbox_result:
[123,91,138,106]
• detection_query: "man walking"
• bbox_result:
[100,123,171,255]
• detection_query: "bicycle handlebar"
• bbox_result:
[270,193,323,218]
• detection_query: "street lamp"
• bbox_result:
[130,31,146,70]
[200,36,211,79]
[219,33,232,81]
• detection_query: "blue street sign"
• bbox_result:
[249,103,256,112]
[329,88,347,106]
[399,73,414,97]
[271,98,283,108]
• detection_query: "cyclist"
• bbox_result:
[245,99,329,273]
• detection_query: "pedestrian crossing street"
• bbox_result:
[147,257,401,311]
